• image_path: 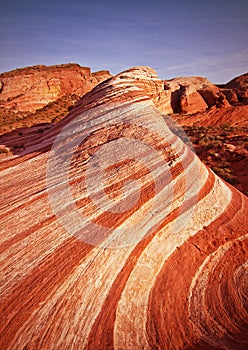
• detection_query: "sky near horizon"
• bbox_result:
[1,0,247,83]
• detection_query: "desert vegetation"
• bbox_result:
[0,95,80,135]
[182,124,248,195]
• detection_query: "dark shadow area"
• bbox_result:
[0,123,53,156]
[170,88,182,113]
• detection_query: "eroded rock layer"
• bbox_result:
[0,67,247,350]
[0,63,111,113]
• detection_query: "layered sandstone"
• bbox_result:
[162,76,232,114]
[175,104,248,127]
[221,72,248,104]
[0,63,111,114]
[0,65,246,132]
[0,66,247,350]
[179,85,208,114]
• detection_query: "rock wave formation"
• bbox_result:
[0,66,247,349]
[1,64,246,120]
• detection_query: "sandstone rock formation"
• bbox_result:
[0,67,247,350]
[221,88,239,104]
[162,76,233,114]
[1,65,246,135]
[220,73,248,104]
[179,85,208,114]
[0,63,111,114]
[177,104,248,127]
[167,73,248,126]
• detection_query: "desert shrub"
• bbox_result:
[212,166,239,185]
[212,140,223,147]
[220,123,231,130]
[198,136,212,149]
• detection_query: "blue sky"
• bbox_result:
[1,0,247,83]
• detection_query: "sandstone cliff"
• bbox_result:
[1,64,246,119]
[0,63,111,113]
[0,65,247,137]
[222,72,248,103]
[0,66,247,349]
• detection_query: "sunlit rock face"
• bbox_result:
[162,76,232,114]
[223,72,248,103]
[0,63,111,114]
[0,66,247,350]
[179,85,208,114]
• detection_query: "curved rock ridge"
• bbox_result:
[0,65,246,136]
[0,66,247,349]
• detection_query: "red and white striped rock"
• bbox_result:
[0,66,247,350]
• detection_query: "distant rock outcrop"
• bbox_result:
[179,85,208,114]
[0,66,247,350]
[220,72,248,103]
[224,72,248,90]
[0,63,111,114]
[0,65,246,133]
[161,76,233,114]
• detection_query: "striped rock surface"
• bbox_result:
[0,67,247,349]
